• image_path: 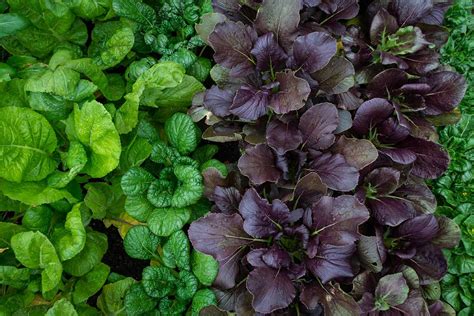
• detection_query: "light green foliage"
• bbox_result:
[124,283,157,316]
[46,298,78,316]
[191,289,217,316]
[63,231,108,277]
[97,277,135,315]
[73,263,110,304]
[52,203,87,261]
[191,250,219,286]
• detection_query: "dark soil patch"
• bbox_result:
[89,220,148,280]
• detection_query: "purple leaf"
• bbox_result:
[368,197,416,227]
[214,252,242,289]
[307,231,357,282]
[409,244,447,283]
[393,214,439,244]
[379,147,417,165]
[375,273,409,307]
[238,144,281,185]
[352,98,394,135]
[399,137,449,179]
[250,33,287,71]
[204,85,235,117]
[247,267,296,314]
[332,136,379,170]
[431,216,461,249]
[299,103,339,150]
[309,152,359,192]
[209,21,257,77]
[266,118,303,154]
[254,0,302,49]
[357,235,387,273]
[301,282,361,315]
[293,172,327,207]
[211,186,242,214]
[395,179,437,214]
[390,0,433,26]
[370,9,399,44]
[367,69,408,98]
[309,195,370,233]
[365,167,400,195]
[262,246,292,269]
[311,56,356,95]
[269,70,311,114]
[420,71,467,115]
[229,85,270,120]
[188,213,251,262]
[239,188,289,238]
[293,32,337,73]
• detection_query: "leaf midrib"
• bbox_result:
[0,144,50,156]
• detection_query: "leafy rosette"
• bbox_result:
[121,113,224,236]
[189,188,370,314]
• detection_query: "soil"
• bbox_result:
[89,220,148,280]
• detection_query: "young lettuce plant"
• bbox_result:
[121,225,219,315]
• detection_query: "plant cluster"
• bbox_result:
[189,0,467,314]
[0,0,217,314]
[434,0,473,314]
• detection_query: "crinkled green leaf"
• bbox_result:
[72,0,110,20]
[67,100,121,178]
[124,195,154,222]
[112,0,156,27]
[191,250,219,286]
[10,231,62,294]
[46,298,78,316]
[188,57,212,82]
[192,145,219,165]
[142,266,176,298]
[52,203,86,261]
[191,289,217,316]
[119,134,152,171]
[176,270,198,301]
[123,225,161,260]
[147,207,191,237]
[121,167,155,196]
[124,282,157,316]
[147,179,174,208]
[172,165,203,208]
[25,66,80,97]
[0,13,30,38]
[162,230,190,270]
[0,266,30,288]
[22,205,52,234]
[0,106,58,183]
[63,231,108,277]
[97,277,135,315]
[201,159,228,177]
[165,113,200,155]
[47,141,87,189]
[73,263,110,304]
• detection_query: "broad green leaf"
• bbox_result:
[0,266,30,288]
[124,195,154,222]
[73,263,110,304]
[123,225,161,260]
[52,203,86,261]
[10,231,62,293]
[88,21,134,70]
[172,165,203,208]
[46,298,78,316]
[67,101,121,178]
[72,0,110,20]
[142,266,176,298]
[28,92,74,121]
[191,250,219,286]
[112,0,156,27]
[124,282,157,316]
[0,192,26,213]
[0,107,57,183]
[191,289,217,316]
[96,277,135,316]
[188,57,212,82]
[147,179,174,208]
[22,205,52,234]
[0,13,30,38]
[47,141,88,189]
[25,66,80,97]
[192,145,219,165]
[158,297,187,315]
[121,167,155,196]
[147,207,191,237]
[63,231,108,277]
[165,113,200,155]
[163,230,190,270]
[164,49,198,70]
[0,222,26,248]
[0,179,77,206]
[176,270,198,301]
[84,182,124,219]
[119,133,152,171]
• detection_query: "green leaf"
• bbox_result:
[162,230,190,270]
[147,207,191,237]
[147,179,174,208]
[25,66,80,97]
[46,298,78,316]
[176,270,198,301]
[0,13,30,38]
[0,222,26,248]
[191,250,219,286]
[67,100,121,178]
[188,57,212,82]
[72,0,110,20]
[63,231,108,277]
[22,205,52,234]
[0,266,30,288]
[88,21,134,70]
[124,282,157,316]
[0,179,77,206]
[201,159,228,177]
[52,203,86,261]
[142,266,176,298]
[124,225,161,260]
[47,141,88,189]
[0,107,58,183]
[442,285,462,311]
[172,165,203,208]
[119,135,152,171]
[27,92,73,121]
[124,195,155,222]
[97,277,135,316]
[112,0,156,27]
[121,167,155,196]
[165,113,200,155]
[10,231,62,294]
[158,297,187,315]
[73,263,110,304]
[192,145,219,165]
[191,289,217,316]
[84,182,124,219]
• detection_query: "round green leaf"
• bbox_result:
[0,107,58,183]
[142,266,176,298]
[147,208,191,237]
[124,195,155,222]
[124,225,161,260]
[165,113,200,155]
[124,282,157,316]
[162,230,190,270]
[63,231,108,277]
[191,250,219,286]
[176,270,198,301]
[191,289,217,316]
[159,297,187,315]
[73,263,110,304]
[121,167,155,196]
[22,205,52,234]
[46,298,78,316]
